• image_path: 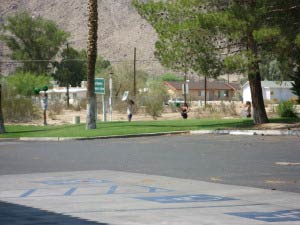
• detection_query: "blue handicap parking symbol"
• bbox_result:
[135,194,236,203]
[227,210,300,222]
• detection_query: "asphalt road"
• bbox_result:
[0,134,299,193]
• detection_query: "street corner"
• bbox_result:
[0,170,300,225]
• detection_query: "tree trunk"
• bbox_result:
[249,70,269,124]
[248,35,269,124]
[86,0,98,130]
[0,83,5,134]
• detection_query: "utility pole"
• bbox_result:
[0,41,5,133]
[184,66,187,105]
[109,71,113,122]
[204,76,207,107]
[66,42,70,108]
[133,47,136,97]
[0,82,4,133]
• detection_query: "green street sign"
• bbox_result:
[95,78,105,94]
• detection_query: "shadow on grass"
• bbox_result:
[96,119,255,130]
[0,201,109,225]
[6,124,83,134]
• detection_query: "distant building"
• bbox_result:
[242,81,297,103]
[164,81,240,101]
[47,81,87,105]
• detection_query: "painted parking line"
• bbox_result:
[64,187,77,196]
[36,178,113,185]
[1,170,300,225]
[227,209,300,222]
[276,162,300,166]
[106,185,118,194]
[19,188,37,198]
[65,203,268,214]
[135,194,237,204]
[5,183,174,199]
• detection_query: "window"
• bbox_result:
[198,90,205,96]
[219,90,229,99]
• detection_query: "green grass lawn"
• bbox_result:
[0,118,299,138]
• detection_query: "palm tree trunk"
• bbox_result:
[0,83,5,134]
[86,0,98,129]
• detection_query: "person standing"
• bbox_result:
[180,103,189,119]
[127,99,134,122]
[41,92,48,125]
[241,101,251,118]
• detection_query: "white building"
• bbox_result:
[47,81,87,105]
[242,81,297,103]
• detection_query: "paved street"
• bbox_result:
[0,134,300,224]
[0,134,299,192]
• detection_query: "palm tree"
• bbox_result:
[0,49,5,133]
[86,0,98,129]
[0,83,5,134]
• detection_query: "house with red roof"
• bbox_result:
[164,81,240,101]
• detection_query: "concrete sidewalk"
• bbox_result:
[0,170,299,225]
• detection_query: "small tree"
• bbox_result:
[141,80,169,119]
[53,48,87,87]
[111,62,148,98]
[290,68,300,103]
[277,101,297,118]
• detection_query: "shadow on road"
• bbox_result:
[0,201,110,225]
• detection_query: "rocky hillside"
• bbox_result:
[1,0,162,73]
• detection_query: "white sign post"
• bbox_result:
[109,75,113,122]
[95,78,106,122]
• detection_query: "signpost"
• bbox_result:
[95,78,106,122]
[95,78,105,94]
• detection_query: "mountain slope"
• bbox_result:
[0,0,158,65]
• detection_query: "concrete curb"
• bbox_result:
[0,138,19,142]
[15,129,300,142]
[190,129,300,136]
[18,131,190,142]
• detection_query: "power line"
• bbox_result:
[0,59,161,63]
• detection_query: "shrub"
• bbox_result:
[2,82,40,122]
[3,96,41,122]
[6,72,53,96]
[48,99,64,115]
[140,80,168,119]
[276,101,297,117]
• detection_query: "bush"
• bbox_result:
[2,82,40,122]
[6,72,53,96]
[276,101,297,117]
[140,80,168,119]
[48,99,64,115]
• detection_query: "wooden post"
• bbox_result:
[204,76,207,107]
[133,47,136,97]
[66,42,70,108]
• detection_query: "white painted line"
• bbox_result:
[276,162,300,166]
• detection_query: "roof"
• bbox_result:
[164,81,237,91]
[48,87,87,94]
[242,81,294,89]
[262,81,294,88]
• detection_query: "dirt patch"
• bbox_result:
[253,123,300,130]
